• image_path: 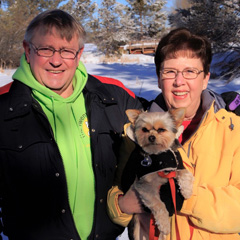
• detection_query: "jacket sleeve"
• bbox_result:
[113,127,136,187]
[0,170,3,236]
[0,206,2,237]
[107,185,133,227]
[179,138,240,234]
[107,83,144,227]
[107,128,135,227]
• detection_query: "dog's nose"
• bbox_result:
[149,135,156,142]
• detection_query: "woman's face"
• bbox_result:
[158,55,210,120]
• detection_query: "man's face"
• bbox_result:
[24,27,83,98]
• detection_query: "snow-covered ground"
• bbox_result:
[0,44,240,240]
[1,43,240,98]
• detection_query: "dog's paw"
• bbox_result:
[176,169,194,199]
[153,209,170,236]
[158,232,168,240]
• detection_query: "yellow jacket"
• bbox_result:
[175,103,240,240]
[108,91,240,240]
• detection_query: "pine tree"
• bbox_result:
[170,0,190,9]
[116,2,136,42]
[96,0,125,56]
[168,0,240,81]
[147,0,167,38]
[125,0,167,39]
[0,0,62,68]
[61,0,96,34]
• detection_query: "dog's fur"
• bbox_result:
[125,108,194,240]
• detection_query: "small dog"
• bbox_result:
[123,108,194,240]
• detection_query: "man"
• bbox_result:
[0,9,141,240]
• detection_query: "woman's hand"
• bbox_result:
[118,185,145,214]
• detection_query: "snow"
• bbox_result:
[1,44,240,240]
[1,44,240,99]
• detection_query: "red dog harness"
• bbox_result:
[149,171,180,240]
[149,171,194,240]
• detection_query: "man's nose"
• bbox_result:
[49,51,63,66]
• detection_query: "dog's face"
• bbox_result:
[126,108,185,155]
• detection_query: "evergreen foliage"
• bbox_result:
[95,0,124,56]
[0,0,167,65]
[0,0,62,68]
[125,0,167,39]
[61,0,97,33]
[0,0,239,82]
[169,0,240,81]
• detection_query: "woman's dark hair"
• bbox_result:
[154,28,212,78]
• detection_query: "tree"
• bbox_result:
[168,0,240,81]
[115,2,138,41]
[96,0,126,56]
[147,0,168,38]
[170,0,190,10]
[124,0,167,40]
[0,0,62,68]
[61,0,96,34]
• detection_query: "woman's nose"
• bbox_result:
[174,72,186,86]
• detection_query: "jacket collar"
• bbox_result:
[150,89,226,115]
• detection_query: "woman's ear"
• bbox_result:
[203,72,210,90]
[158,76,162,89]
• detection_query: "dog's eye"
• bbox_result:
[142,127,149,132]
[157,128,166,133]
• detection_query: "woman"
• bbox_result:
[108,28,240,240]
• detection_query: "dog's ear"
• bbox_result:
[168,108,185,127]
[126,109,142,124]
[125,109,142,142]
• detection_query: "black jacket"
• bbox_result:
[0,75,141,240]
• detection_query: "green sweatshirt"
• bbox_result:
[13,54,95,240]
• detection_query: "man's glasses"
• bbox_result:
[29,42,81,60]
[160,68,204,80]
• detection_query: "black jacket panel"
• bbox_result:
[0,75,142,240]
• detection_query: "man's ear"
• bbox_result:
[23,40,31,63]
[76,47,84,62]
